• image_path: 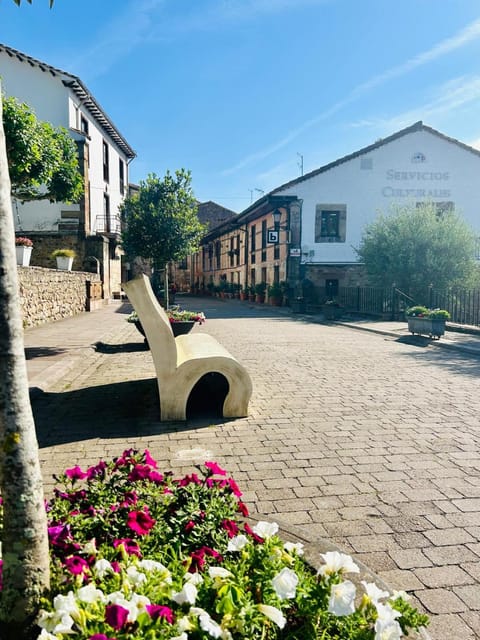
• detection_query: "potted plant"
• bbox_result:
[322,299,344,320]
[240,286,249,301]
[248,285,256,302]
[51,248,76,271]
[15,236,33,266]
[268,282,283,306]
[405,305,450,339]
[127,308,206,341]
[254,281,267,303]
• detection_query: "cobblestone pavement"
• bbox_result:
[26,297,480,639]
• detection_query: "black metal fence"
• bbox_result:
[335,286,480,327]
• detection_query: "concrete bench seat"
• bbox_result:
[122,275,252,421]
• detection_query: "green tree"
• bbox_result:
[121,170,205,281]
[356,202,478,301]
[2,95,83,203]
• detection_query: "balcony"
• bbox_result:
[95,215,121,239]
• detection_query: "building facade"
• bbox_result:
[187,122,480,303]
[0,43,136,297]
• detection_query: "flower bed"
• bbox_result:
[25,451,430,640]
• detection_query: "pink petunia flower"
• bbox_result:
[144,450,158,468]
[177,473,201,486]
[65,465,88,480]
[89,634,117,640]
[64,555,89,576]
[105,604,129,630]
[127,508,156,535]
[205,461,227,476]
[146,604,174,623]
[185,520,196,532]
[244,523,264,544]
[113,538,142,557]
[86,460,107,480]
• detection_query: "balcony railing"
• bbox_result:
[95,215,121,237]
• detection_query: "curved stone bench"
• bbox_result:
[122,275,253,421]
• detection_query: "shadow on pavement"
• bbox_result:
[94,341,149,353]
[32,378,228,447]
[25,346,69,359]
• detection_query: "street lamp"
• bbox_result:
[272,208,288,231]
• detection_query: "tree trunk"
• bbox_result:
[0,82,50,638]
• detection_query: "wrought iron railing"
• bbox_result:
[95,215,121,235]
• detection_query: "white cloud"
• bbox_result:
[224,16,480,174]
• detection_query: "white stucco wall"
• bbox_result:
[276,129,480,264]
[1,51,130,234]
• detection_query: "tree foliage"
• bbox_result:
[356,202,478,301]
[121,170,205,271]
[2,96,83,203]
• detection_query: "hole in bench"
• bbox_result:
[186,372,229,419]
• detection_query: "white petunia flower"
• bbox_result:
[227,534,248,551]
[185,572,204,585]
[318,551,360,576]
[391,589,411,602]
[252,521,279,538]
[169,634,188,640]
[37,630,60,640]
[208,567,232,580]
[53,591,79,618]
[93,558,114,578]
[361,580,389,605]
[272,567,298,600]
[375,603,401,626]
[258,604,286,629]
[284,541,304,556]
[328,580,357,616]
[198,612,223,638]
[138,558,171,581]
[76,583,105,604]
[374,620,403,640]
[81,539,97,555]
[126,565,147,586]
[173,582,198,605]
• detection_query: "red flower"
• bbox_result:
[189,546,223,572]
[144,450,158,468]
[105,604,129,630]
[89,635,117,640]
[227,477,242,497]
[177,473,201,486]
[237,501,249,517]
[146,604,174,623]
[244,523,264,544]
[222,519,239,538]
[185,520,196,532]
[127,508,156,535]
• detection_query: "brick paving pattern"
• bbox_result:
[25,298,480,639]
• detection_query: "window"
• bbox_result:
[315,204,346,243]
[119,159,125,195]
[261,220,267,262]
[250,224,256,252]
[235,234,240,266]
[229,237,234,266]
[215,241,221,269]
[250,268,256,287]
[81,116,89,135]
[103,141,110,182]
[103,193,110,231]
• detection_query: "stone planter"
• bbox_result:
[16,245,32,266]
[407,316,446,339]
[56,256,74,271]
[132,319,195,347]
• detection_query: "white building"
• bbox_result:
[0,43,136,297]
[272,121,480,295]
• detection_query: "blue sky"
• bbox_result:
[2,0,480,212]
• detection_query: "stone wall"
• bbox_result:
[18,266,101,328]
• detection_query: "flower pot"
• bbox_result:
[255,294,265,304]
[56,256,74,271]
[16,245,32,266]
[407,316,446,339]
[269,296,282,306]
[170,321,195,336]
